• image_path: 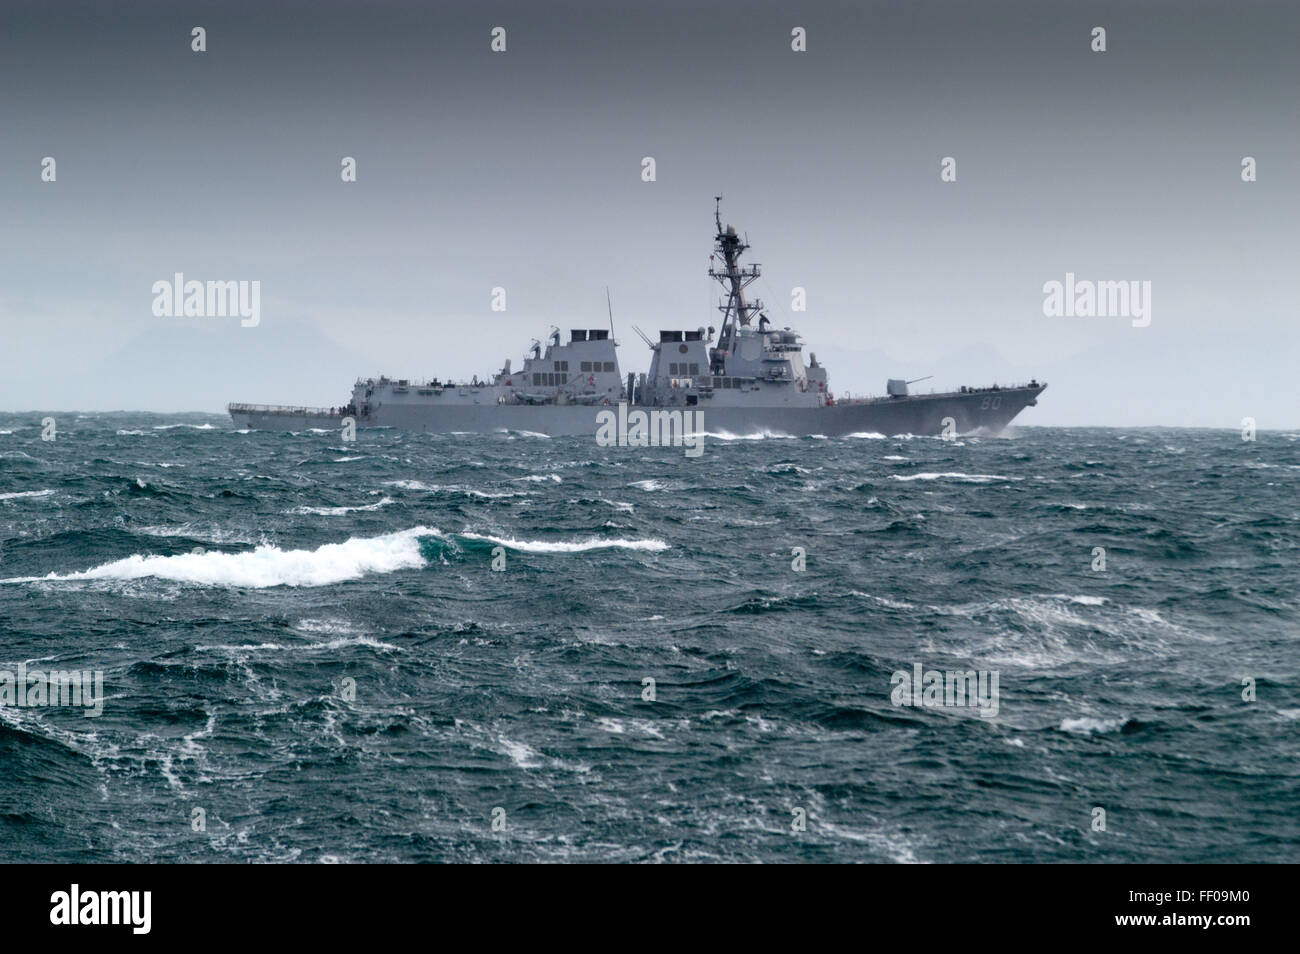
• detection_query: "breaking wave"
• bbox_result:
[5,526,436,588]
[890,472,1021,483]
[3,526,669,588]
[458,532,667,553]
[1059,716,1126,735]
[0,489,54,500]
[287,497,395,516]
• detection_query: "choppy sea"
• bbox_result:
[0,413,1296,862]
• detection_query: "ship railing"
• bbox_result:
[356,376,489,390]
[227,403,342,416]
[831,380,1045,405]
[953,380,1043,394]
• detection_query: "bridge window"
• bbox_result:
[689,363,699,375]
[603,362,614,372]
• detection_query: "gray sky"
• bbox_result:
[2,0,1296,427]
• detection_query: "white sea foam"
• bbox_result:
[1048,594,1107,606]
[813,816,924,863]
[4,523,668,589]
[5,526,436,588]
[499,737,543,768]
[385,479,525,499]
[926,596,1154,668]
[387,479,435,491]
[701,429,793,441]
[287,496,394,516]
[890,472,1021,483]
[596,717,664,739]
[498,429,550,439]
[294,618,362,635]
[0,489,54,500]
[459,532,667,553]
[134,524,262,546]
[1060,716,1125,734]
[152,423,216,430]
[851,591,915,610]
[197,635,398,653]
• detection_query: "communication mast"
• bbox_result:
[708,196,764,373]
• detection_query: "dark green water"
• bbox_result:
[1,413,1296,862]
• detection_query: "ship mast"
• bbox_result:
[708,196,763,373]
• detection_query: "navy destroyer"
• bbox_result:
[229,202,1045,436]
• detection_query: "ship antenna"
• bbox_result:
[605,285,615,338]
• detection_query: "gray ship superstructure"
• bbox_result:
[230,202,1045,436]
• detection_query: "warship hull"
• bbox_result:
[230,384,1044,437]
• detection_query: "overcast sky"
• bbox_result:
[1,0,1296,427]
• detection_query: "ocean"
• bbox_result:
[0,413,1296,863]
